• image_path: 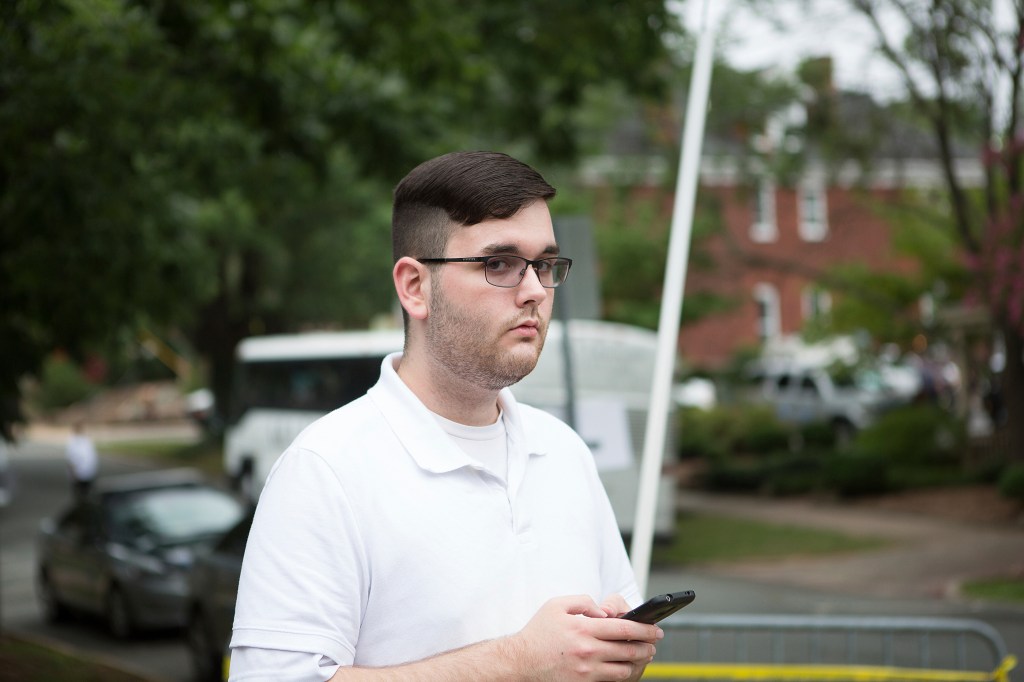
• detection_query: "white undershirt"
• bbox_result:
[432,410,509,483]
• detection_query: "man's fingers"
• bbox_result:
[592,616,664,644]
[557,594,607,618]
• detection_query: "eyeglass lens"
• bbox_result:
[485,256,571,288]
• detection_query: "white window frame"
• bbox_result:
[798,179,828,242]
[801,286,833,322]
[753,283,782,341]
[750,179,777,243]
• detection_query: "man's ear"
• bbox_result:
[393,257,430,321]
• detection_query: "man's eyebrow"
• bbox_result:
[480,243,560,256]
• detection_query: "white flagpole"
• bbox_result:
[630,0,718,596]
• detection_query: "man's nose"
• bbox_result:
[516,263,548,303]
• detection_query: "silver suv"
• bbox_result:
[746,364,906,447]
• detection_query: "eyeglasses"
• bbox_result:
[418,255,573,288]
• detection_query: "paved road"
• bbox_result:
[650,491,1024,662]
[3,430,1023,680]
[1,438,193,682]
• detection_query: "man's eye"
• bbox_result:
[534,260,553,273]
[486,257,514,273]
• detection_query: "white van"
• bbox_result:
[511,320,678,541]
[223,329,404,499]
[224,321,677,539]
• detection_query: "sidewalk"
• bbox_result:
[24,419,201,446]
[678,489,1024,601]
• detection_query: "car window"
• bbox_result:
[106,487,244,546]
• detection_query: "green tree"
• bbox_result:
[0,0,683,439]
[843,0,1024,458]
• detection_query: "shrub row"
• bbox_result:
[681,403,1022,500]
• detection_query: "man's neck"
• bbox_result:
[396,351,502,426]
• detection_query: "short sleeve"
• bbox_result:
[229,447,367,670]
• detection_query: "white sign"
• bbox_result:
[543,397,634,472]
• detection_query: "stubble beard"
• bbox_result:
[426,285,547,391]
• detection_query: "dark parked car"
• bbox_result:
[36,468,246,638]
[186,509,253,681]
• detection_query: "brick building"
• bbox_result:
[582,90,983,372]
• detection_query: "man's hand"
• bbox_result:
[598,594,631,618]
[328,594,661,681]
[506,594,662,681]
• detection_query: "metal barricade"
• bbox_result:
[646,614,1018,682]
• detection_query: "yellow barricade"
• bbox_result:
[643,655,1018,682]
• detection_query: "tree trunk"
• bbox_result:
[1000,321,1024,461]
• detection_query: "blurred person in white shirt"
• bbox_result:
[65,421,97,498]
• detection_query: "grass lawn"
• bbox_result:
[0,636,149,682]
[652,511,888,566]
[961,577,1024,604]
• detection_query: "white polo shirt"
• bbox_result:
[230,353,640,676]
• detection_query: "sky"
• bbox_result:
[678,0,909,100]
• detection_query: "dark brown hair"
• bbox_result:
[392,151,556,261]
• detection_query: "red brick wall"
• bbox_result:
[678,184,919,369]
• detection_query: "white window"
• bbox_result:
[798,180,828,242]
[801,286,832,322]
[753,283,781,341]
[750,179,777,243]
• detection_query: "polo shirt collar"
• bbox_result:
[368,353,546,475]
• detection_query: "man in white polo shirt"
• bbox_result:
[229,151,661,681]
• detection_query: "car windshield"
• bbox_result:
[107,486,244,546]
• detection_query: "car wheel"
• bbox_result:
[36,569,68,623]
[105,585,134,639]
[187,607,222,682]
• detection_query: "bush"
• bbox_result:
[699,452,824,496]
[677,407,730,459]
[31,356,96,412]
[998,464,1024,503]
[799,420,838,449]
[734,406,792,453]
[678,404,791,460]
[700,455,766,492]
[760,453,825,496]
[825,452,890,497]
[853,405,966,465]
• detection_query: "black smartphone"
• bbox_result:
[619,590,695,624]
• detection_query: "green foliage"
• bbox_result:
[799,420,838,450]
[678,404,791,460]
[1,0,684,438]
[701,452,824,496]
[31,356,96,412]
[595,194,670,329]
[824,452,891,498]
[735,405,792,453]
[998,464,1024,503]
[853,405,966,466]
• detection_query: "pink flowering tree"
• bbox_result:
[849,0,1024,457]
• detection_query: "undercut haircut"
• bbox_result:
[392,151,557,262]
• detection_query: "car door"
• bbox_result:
[772,373,799,424]
[74,503,112,614]
[46,505,105,609]
[208,515,253,649]
[792,373,825,424]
